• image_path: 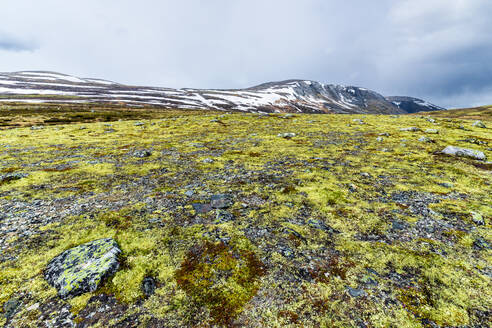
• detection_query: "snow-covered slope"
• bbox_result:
[0,71,443,114]
[386,96,445,113]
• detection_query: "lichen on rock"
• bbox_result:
[44,238,121,299]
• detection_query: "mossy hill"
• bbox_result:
[0,104,491,327]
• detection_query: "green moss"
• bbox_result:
[0,110,490,326]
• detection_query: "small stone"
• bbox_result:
[472,120,486,128]
[426,118,436,123]
[391,220,407,231]
[278,132,296,139]
[211,194,233,209]
[347,287,367,297]
[399,127,420,132]
[425,129,439,134]
[44,238,121,299]
[184,190,194,197]
[3,297,21,320]
[142,277,156,297]
[133,150,152,158]
[438,182,453,189]
[442,146,486,160]
[192,203,212,214]
[379,132,390,136]
[26,303,40,312]
[134,122,145,126]
[473,237,490,250]
[360,172,372,178]
[215,210,235,223]
[202,158,214,164]
[471,212,484,225]
[418,136,432,143]
[352,119,365,124]
[376,137,383,142]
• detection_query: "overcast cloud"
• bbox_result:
[0,0,491,108]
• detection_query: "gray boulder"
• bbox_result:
[442,146,486,160]
[45,238,121,299]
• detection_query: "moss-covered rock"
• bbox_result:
[44,238,121,299]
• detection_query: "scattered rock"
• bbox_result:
[348,184,358,192]
[202,158,214,164]
[426,118,436,123]
[184,190,194,197]
[441,146,486,160]
[473,237,490,250]
[133,150,152,158]
[3,297,21,320]
[44,238,121,299]
[472,120,486,128]
[376,137,383,142]
[347,287,367,298]
[215,210,235,223]
[142,277,156,297]
[352,119,365,124]
[462,138,488,146]
[418,136,433,143]
[210,194,233,209]
[379,132,390,136]
[192,203,212,214]
[425,129,439,134]
[399,127,420,132]
[278,132,296,139]
[134,122,145,126]
[471,212,484,225]
[391,220,408,231]
[26,302,40,312]
[0,173,28,184]
[308,219,340,233]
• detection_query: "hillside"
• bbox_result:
[0,71,443,114]
[0,107,490,327]
[416,105,492,121]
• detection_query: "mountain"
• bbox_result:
[0,71,443,114]
[386,96,445,113]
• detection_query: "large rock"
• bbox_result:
[442,146,486,160]
[45,238,121,299]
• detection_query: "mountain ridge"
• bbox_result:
[0,71,444,114]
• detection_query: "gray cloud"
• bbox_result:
[0,34,37,52]
[0,0,490,108]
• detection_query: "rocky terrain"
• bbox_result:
[0,104,490,327]
[0,71,443,114]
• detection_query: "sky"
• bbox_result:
[1,0,491,108]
